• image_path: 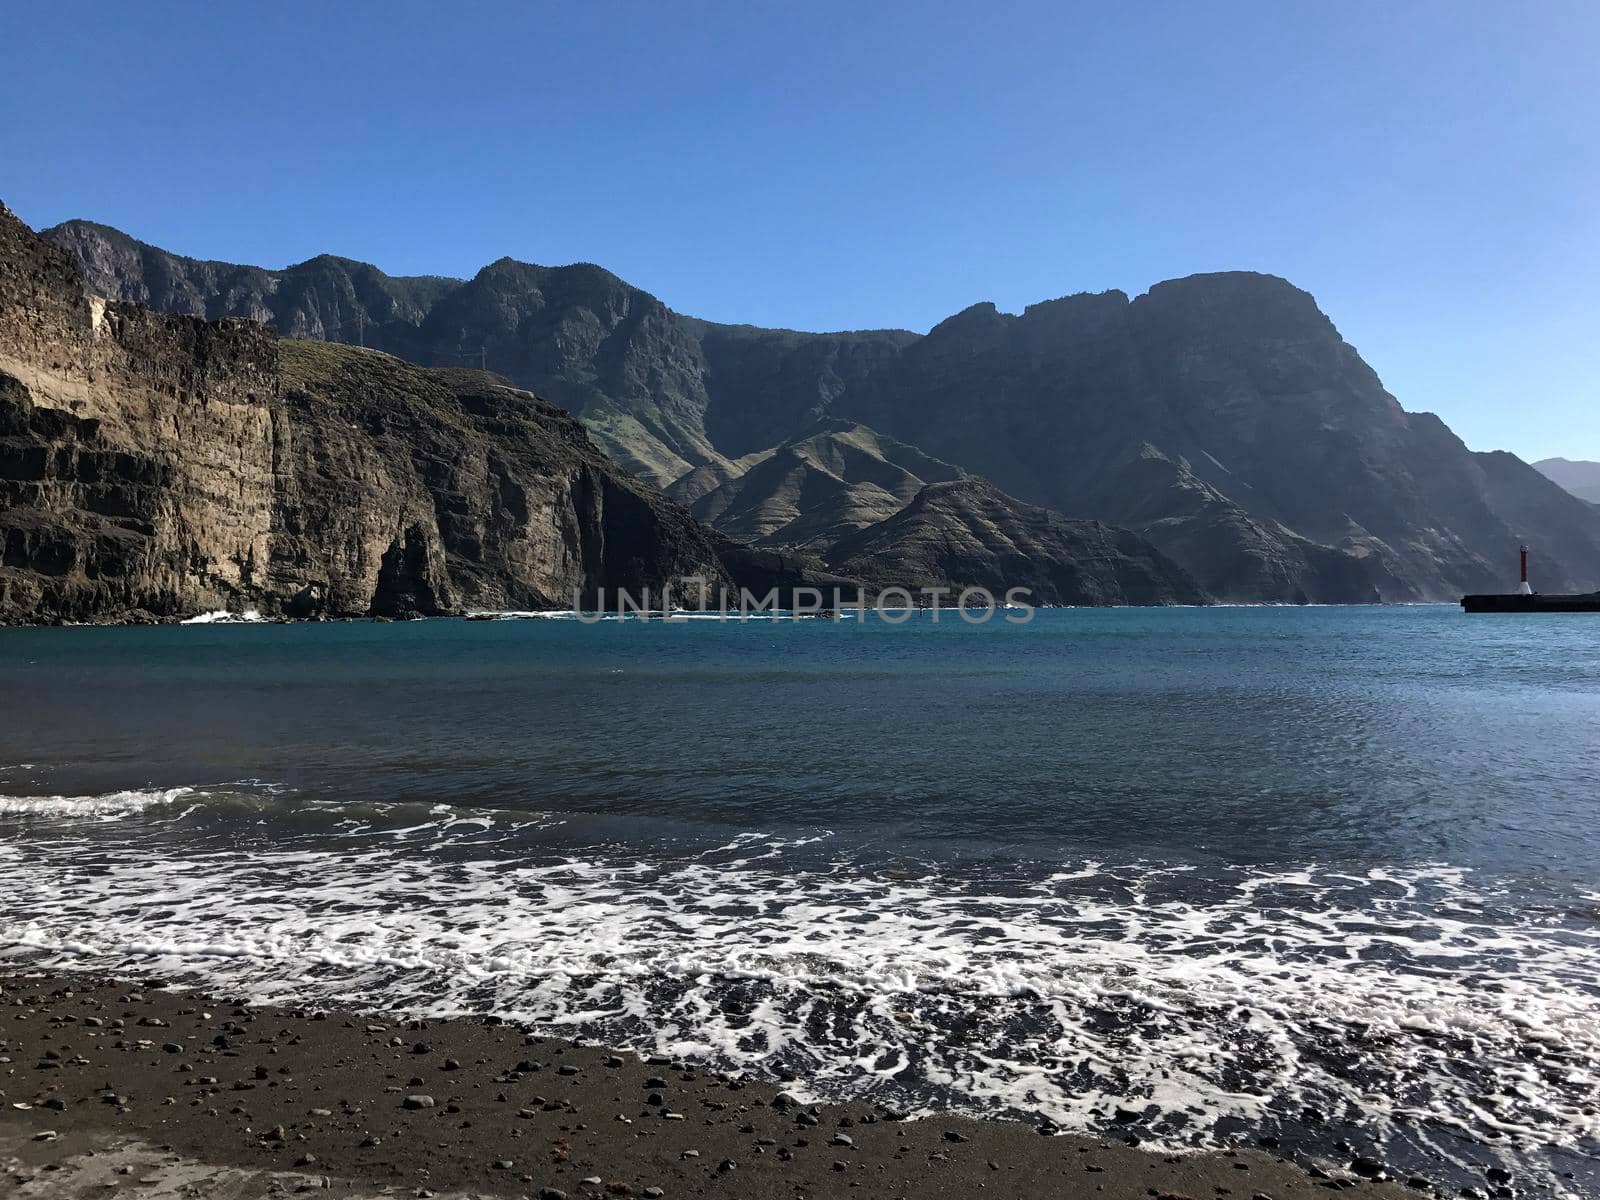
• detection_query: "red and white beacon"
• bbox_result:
[1519,545,1533,596]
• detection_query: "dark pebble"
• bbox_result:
[1352,1158,1387,1179]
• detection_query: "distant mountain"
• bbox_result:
[677,420,965,551]
[1534,458,1600,504]
[45,219,459,358]
[827,478,1205,607]
[45,218,1600,603]
[833,280,1600,602]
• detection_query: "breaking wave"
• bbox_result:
[2,786,1597,1195]
[0,786,198,818]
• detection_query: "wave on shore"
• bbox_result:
[0,785,198,818]
[2,783,1597,1195]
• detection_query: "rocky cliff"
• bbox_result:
[1,205,740,623]
[835,278,1600,601]
[46,220,917,491]
[45,220,459,361]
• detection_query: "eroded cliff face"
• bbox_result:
[0,204,733,623]
[0,210,279,621]
[265,342,735,617]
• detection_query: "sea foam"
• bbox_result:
[0,786,197,818]
[2,792,1596,1196]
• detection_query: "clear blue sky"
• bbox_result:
[3,1,1596,461]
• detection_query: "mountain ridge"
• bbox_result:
[44,216,1600,604]
[6,205,1195,621]
[1534,457,1600,505]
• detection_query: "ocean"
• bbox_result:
[2,606,1597,1193]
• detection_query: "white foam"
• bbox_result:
[0,787,196,819]
[181,609,263,624]
[1,806,1595,1194]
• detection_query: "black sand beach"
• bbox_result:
[0,973,1429,1200]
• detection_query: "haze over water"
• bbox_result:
[3,607,1598,1195]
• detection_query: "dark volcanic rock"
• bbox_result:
[44,220,916,493]
[44,218,457,361]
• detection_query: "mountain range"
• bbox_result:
[43,217,1600,604]
[1,205,1202,623]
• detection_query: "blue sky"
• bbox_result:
[3,1,1596,461]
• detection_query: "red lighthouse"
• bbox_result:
[1518,545,1533,596]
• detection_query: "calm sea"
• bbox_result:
[3,607,1597,1193]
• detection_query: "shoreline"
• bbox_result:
[0,970,1422,1200]
[0,600,1452,630]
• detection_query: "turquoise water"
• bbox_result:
[2,607,1597,1193]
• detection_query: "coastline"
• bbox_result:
[0,971,1424,1200]
[0,600,1447,630]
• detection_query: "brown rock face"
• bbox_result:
[0,204,735,623]
[264,341,737,617]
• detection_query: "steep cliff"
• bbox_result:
[1,205,737,623]
[46,219,458,361]
[834,279,1600,601]
[265,341,738,617]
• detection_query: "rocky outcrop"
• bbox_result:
[263,342,739,618]
[1,205,740,623]
[827,478,1206,607]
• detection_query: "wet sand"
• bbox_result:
[1,972,1425,1199]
